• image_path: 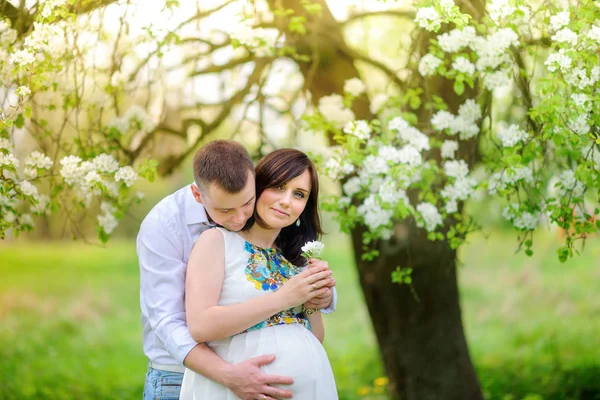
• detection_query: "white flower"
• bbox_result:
[338,196,351,208]
[378,179,408,206]
[98,212,118,234]
[114,166,139,187]
[398,145,423,167]
[458,99,482,122]
[25,151,53,169]
[431,110,455,130]
[514,211,540,230]
[93,154,119,173]
[84,171,103,187]
[587,25,600,44]
[357,195,394,231]
[59,155,83,186]
[487,0,516,23]
[398,127,430,152]
[5,212,17,223]
[301,241,325,259]
[363,154,390,175]
[388,117,410,132]
[452,57,475,76]
[544,49,572,73]
[444,160,469,179]
[0,138,12,151]
[438,27,476,53]
[16,86,31,97]
[0,153,20,168]
[439,0,455,13]
[324,157,354,180]
[449,116,480,139]
[19,181,38,197]
[343,120,371,140]
[415,7,441,31]
[344,78,366,97]
[441,140,459,158]
[318,94,355,129]
[557,170,585,198]
[24,167,37,179]
[441,176,476,201]
[418,54,442,77]
[10,49,36,66]
[31,194,50,214]
[20,213,34,227]
[572,94,590,111]
[552,28,578,46]
[416,202,443,232]
[569,114,590,135]
[343,177,362,197]
[483,70,511,90]
[445,199,458,213]
[497,124,529,147]
[370,93,388,114]
[550,11,570,31]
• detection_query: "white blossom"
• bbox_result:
[20,213,34,227]
[431,110,455,130]
[0,153,20,168]
[552,28,578,46]
[587,25,600,44]
[19,180,38,197]
[397,126,430,152]
[418,54,443,77]
[0,138,12,151]
[572,94,590,110]
[301,240,325,259]
[338,196,351,208]
[557,170,586,198]
[449,116,480,139]
[378,179,408,206]
[569,114,590,135]
[487,0,516,23]
[441,176,476,201]
[364,154,390,175]
[544,49,572,73]
[343,120,371,140]
[397,145,423,167]
[24,167,37,179]
[438,27,476,53]
[98,212,118,234]
[59,155,83,186]
[344,78,366,97]
[16,86,31,97]
[415,7,442,31]
[357,194,394,231]
[318,94,355,129]
[93,154,119,173]
[444,160,469,179]
[514,211,540,230]
[439,0,455,14]
[445,199,458,213]
[458,99,482,123]
[324,157,354,180]
[550,11,570,31]
[343,177,362,197]
[497,124,529,147]
[441,140,459,158]
[416,202,443,231]
[452,56,475,76]
[25,151,53,169]
[31,194,50,214]
[114,166,138,187]
[10,49,36,66]
[483,70,511,90]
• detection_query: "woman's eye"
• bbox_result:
[294,191,305,199]
[278,186,285,191]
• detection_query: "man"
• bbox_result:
[138,140,337,400]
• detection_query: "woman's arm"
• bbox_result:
[306,311,325,343]
[185,229,332,343]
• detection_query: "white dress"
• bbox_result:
[180,228,338,400]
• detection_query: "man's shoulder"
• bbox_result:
[140,185,191,231]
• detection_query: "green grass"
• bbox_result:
[1,230,599,400]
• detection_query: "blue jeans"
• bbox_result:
[143,367,184,400]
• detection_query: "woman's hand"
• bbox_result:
[304,258,336,309]
[275,265,333,309]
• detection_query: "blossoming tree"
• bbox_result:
[1,0,599,398]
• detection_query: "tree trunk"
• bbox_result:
[268,1,484,397]
[350,223,482,399]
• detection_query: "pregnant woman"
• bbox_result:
[180,148,338,399]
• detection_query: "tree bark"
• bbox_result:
[268,1,484,398]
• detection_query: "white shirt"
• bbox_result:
[138,184,337,365]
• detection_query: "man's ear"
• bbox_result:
[190,184,203,204]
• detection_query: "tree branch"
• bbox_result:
[341,45,407,90]
[341,9,416,27]
[190,54,254,76]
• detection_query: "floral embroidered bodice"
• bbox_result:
[241,241,309,333]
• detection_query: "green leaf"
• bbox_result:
[14,114,25,129]
[453,80,465,96]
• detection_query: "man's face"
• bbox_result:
[192,171,256,232]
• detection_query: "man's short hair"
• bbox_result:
[193,140,254,194]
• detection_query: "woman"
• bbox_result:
[180,149,338,399]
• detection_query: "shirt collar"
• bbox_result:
[184,183,213,226]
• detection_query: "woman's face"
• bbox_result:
[256,169,311,229]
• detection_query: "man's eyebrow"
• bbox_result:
[219,196,255,211]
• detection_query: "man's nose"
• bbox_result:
[232,209,246,224]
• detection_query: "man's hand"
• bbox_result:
[304,258,336,310]
[223,354,294,400]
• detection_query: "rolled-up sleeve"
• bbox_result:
[138,215,198,364]
[320,287,337,315]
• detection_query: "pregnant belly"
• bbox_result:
[208,324,330,387]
